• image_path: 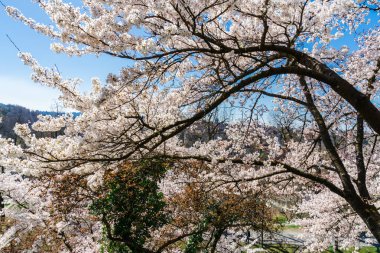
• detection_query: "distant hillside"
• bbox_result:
[0,103,77,141]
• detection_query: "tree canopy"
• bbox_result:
[0,0,380,252]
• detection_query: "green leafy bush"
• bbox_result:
[90,159,170,253]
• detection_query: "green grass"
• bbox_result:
[273,214,303,230]
[274,214,288,225]
[283,224,301,229]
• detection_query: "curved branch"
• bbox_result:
[160,154,345,198]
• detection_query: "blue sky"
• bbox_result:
[0,0,126,110]
[0,1,378,111]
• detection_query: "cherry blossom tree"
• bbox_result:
[1,0,380,252]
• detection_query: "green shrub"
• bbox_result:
[90,159,170,253]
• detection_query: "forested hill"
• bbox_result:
[0,103,75,140]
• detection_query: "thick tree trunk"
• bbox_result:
[238,45,380,134]
[347,197,380,243]
[210,229,224,253]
